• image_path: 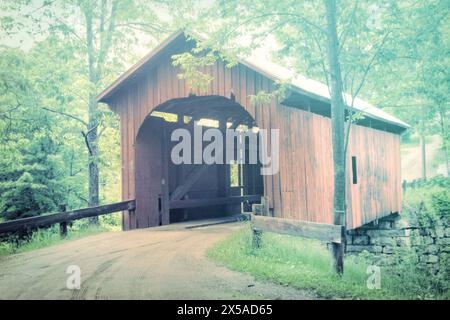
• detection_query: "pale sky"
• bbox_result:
[0,0,171,55]
[0,0,59,50]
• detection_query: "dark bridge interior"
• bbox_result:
[135,95,264,227]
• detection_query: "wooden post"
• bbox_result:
[261,196,270,216]
[252,228,262,250]
[251,200,264,250]
[127,201,136,226]
[59,204,67,238]
[251,203,262,215]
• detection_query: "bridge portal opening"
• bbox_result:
[135,95,263,228]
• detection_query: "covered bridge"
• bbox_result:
[97,31,408,231]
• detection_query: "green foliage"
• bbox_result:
[0,137,65,220]
[0,221,118,257]
[208,224,449,299]
[0,0,146,222]
[172,50,216,94]
[0,0,167,221]
[0,0,447,258]
[250,81,288,107]
[169,0,449,175]
[432,190,450,218]
[395,179,450,297]
[209,225,372,299]
[404,176,450,226]
[358,242,449,299]
[210,176,450,299]
[0,47,68,221]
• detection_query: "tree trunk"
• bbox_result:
[88,93,100,220]
[420,133,427,180]
[82,1,118,225]
[419,117,427,181]
[324,0,345,275]
[85,8,100,224]
[438,106,449,177]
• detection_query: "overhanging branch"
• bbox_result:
[42,107,88,126]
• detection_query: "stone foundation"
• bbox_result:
[345,213,450,268]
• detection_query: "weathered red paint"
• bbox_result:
[100,33,404,230]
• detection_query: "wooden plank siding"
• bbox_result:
[105,40,402,231]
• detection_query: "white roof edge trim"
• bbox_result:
[239,54,410,129]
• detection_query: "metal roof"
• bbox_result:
[97,30,409,129]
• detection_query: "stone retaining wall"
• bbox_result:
[345,213,450,268]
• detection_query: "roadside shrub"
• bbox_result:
[0,221,116,257]
[431,190,450,218]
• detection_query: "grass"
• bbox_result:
[0,216,120,257]
[207,223,448,300]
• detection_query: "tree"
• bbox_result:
[361,0,450,179]
[324,0,345,274]
[0,47,67,221]
[169,0,400,273]
[1,1,166,222]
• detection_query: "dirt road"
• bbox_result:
[0,222,315,300]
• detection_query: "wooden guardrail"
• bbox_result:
[249,197,344,245]
[251,215,344,244]
[0,200,135,237]
[250,197,345,274]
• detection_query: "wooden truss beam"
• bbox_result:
[170,195,261,210]
[169,121,242,202]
